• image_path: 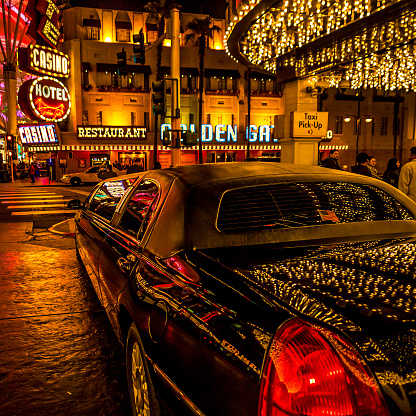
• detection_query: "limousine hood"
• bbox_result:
[233,238,416,414]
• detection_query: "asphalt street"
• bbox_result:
[0,179,131,416]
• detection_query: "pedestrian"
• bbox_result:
[368,156,381,179]
[98,164,118,180]
[29,162,36,183]
[398,147,416,202]
[351,152,372,177]
[126,159,144,174]
[321,149,342,170]
[382,158,400,188]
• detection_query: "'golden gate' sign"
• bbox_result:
[18,76,71,122]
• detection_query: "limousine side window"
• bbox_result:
[118,179,160,239]
[88,178,136,222]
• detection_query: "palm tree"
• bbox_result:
[185,17,221,164]
[145,0,181,81]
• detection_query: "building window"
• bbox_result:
[206,114,211,124]
[82,111,89,125]
[144,74,149,89]
[144,112,150,130]
[147,31,158,44]
[189,113,195,126]
[86,27,100,40]
[116,28,130,42]
[187,76,196,90]
[131,112,137,126]
[258,79,266,93]
[232,78,237,91]
[97,111,102,126]
[218,77,226,90]
[380,117,388,135]
[83,70,89,87]
[111,73,123,87]
[335,116,343,134]
[218,114,223,125]
[128,74,138,88]
[206,77,211,91]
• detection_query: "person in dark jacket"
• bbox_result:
[321,149,342,170]
[383,158,400,188]
[98,164,118,180]
[351,152,372,177]
[126,160,144,174]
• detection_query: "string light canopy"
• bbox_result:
[225,0,416,91]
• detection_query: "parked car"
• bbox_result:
[73,162,416,416]
[60,165,126,186]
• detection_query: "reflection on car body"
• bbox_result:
[74,162,416,416]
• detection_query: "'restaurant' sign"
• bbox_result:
[77,126,147,140]
[18,76,71,122]
[291,111,328,138]
[18,44,70,78]
[18,123,59,144]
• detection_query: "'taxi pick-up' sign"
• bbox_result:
[291,111,328,138]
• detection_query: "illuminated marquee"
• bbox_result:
[37,0,61,47]
[18,123,59,144]
[161,124,276,143]
[77,126,147,139]
[18,76,71,122]
[18,44,70,78]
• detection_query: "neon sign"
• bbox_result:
[36,0,61,47]
[161,124,276,143]
[18,123,59,145]
[18,44,70,78]
[77,126,147,139]
[18,76,71,122]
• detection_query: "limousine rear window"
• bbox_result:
[217,182,413,232]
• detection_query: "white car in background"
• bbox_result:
[60,166,126,186]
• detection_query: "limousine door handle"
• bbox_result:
[116,254,136,273]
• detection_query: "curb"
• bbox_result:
[48,218,76,237]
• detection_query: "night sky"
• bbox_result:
[68,0,229,19]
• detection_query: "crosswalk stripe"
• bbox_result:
[0,195,65,200]
[12,209,79,216]
[7,204,68,209]
[1,199,70,204]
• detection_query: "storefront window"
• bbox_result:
[82,111,89,125]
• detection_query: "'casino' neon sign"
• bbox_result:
[18,123,59,144]
[161,124,276,142]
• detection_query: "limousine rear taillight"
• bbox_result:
[258,318,389,416]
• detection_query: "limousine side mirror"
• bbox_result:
[67,199,82,209]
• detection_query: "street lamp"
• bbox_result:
[344,114,373,155]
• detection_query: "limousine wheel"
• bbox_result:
[70,177,81,186]
[126,322,160,416]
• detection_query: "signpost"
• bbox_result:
[291,111,328,138]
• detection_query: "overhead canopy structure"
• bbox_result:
[225,0,416,91]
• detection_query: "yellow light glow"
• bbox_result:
[105,37,112,42]
[164,39,171,46]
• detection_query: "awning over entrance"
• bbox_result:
[82,18,101,28]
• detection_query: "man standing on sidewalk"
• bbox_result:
[321,149,342,170]
[399,147,416,202]
[29,162,36,183]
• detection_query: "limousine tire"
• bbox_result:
[126,322,160,416]
[70,177,81,187]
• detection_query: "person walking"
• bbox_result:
[29,162,36,183]
[126,159,144,174]
[98,164,118,180]
[321,149,342,170]
[383,158,400,188]
[398,147,416,202]
[351,152,372,177]
[368,156,381,179]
